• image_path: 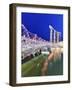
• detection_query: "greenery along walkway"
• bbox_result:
[21,54,48,77]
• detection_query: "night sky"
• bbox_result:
[21,12,63,41]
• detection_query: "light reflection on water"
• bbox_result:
[47,53,63,75]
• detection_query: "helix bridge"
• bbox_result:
[21,24,63,60]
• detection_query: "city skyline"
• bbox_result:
[21,12,63,41]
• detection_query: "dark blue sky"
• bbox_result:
[21,12,63,41]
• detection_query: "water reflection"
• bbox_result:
[47,53,63,75]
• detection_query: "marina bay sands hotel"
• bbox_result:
[49,25,61,43]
